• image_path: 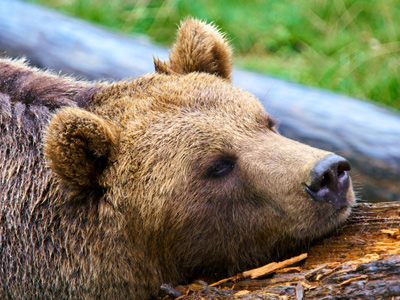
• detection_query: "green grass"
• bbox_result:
[29,0,400,110]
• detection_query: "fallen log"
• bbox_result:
[0,0,399,202]
[161,202,400,299]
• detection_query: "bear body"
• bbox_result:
[0,19,355,299]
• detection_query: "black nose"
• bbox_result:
[304,154,351,208]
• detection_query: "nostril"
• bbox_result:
[304,154,351,206]
[320,173,330,188]
[337,160,350,178]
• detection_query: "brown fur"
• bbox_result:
[0,18,355,299]
[154,18,232,79]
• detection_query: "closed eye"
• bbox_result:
[268,116,279,132]
[260,112,279,132]
[209,159,235,178]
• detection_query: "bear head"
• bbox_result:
[44,17,355,291]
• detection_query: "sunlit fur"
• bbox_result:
[0,18,355,299]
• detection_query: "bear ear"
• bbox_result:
[44,107,119,191]
[154,17,233,80]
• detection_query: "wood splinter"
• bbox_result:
[210,253,308,287]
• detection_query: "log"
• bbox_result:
[0,0,399,202]
[160,203,400,299]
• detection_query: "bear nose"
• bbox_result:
[304,154,351,208]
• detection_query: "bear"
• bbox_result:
[0,18,355,299]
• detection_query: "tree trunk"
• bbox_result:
[163,202,400,299]
[0,0,399,203]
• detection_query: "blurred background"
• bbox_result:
[28,0,399,110]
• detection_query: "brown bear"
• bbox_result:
[0,18,355,299]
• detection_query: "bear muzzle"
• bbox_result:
[303,154,352,210]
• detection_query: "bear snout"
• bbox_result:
[303,154,351,210]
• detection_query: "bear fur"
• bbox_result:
[0,18,355,299]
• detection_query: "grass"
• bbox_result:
[29,0,400,110]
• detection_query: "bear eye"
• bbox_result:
[267,116,279,131]
[260,112,279,133]
[209,159,235,178]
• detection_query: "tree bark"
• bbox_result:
[164,202,400,299]
[0,0,399,202]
